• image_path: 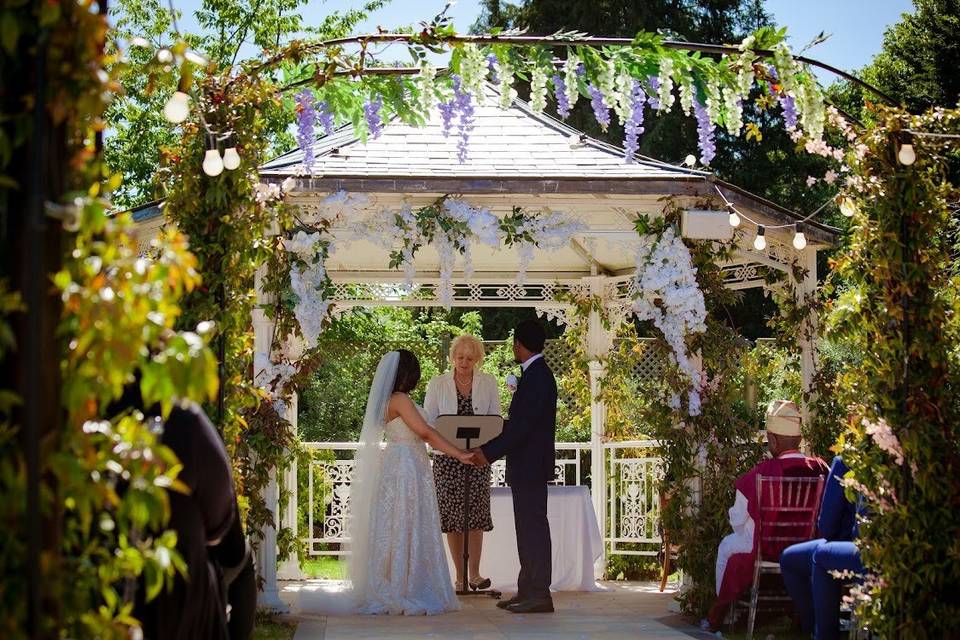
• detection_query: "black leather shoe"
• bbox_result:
[506,598,554,614]
[496,595,523,610]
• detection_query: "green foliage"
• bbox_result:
[825,106,960,637]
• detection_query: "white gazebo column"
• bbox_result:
[253,268,289,611]
[277,392,302,580]
[797,248,819,426]
[583,276,617,576]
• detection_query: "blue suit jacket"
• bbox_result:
[818,456,858,541]
[481,357,557,486]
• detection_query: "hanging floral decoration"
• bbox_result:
[631,218,708,415]
[346,197,584,308]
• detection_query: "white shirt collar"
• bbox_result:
[521,353,544,372]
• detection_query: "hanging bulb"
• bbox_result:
[163,91,191,123]
[753,226,766,251]
[222,147,241,170]
[728,211,741,227]
[897,142,916,165]
[792,226,807,250]
[839,198,857,218]
[202,149,224,176]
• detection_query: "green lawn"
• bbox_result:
[252,613,296,640]
[301,555,347,579]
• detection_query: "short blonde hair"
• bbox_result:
[449,334,485,367]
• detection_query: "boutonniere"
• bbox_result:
[505,373,518,393]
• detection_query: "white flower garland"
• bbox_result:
[631,227,707,415]
[284,229,331,348]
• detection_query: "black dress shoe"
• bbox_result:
[506,598,554,614]
[496,595,523,609]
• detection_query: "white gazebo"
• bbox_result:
[133,86,838,609]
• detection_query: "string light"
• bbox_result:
[202,148,224,177]
[753,226,766,251]
[222,146,241,170]
[839,198,857,218]
[792,225,807,250]
[163,91,191,124]
[728,210,741,227]
[897,142,916,165]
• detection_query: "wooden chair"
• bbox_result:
[741,474,825,639]
[657,491,680,592]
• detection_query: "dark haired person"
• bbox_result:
[110,380,255,640]
[470,319,558,614]
[347,350,476,615]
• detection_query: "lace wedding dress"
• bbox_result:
[351,411,460,615]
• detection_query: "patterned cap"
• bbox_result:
[765,399,802,436]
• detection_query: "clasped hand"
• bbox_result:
[456,447,489,467]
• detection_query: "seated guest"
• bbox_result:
[702,400,829,632]
[780,456,864,640]
[111,380,254,640]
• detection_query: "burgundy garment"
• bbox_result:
[708,453,829,628]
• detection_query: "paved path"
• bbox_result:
[280,581,715,639]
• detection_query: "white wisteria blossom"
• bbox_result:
[722,86,743,135]
[530,65,549,113]
[656,57,675,112]
[563,55,581,109]
[705,79,723,125]
[510,210,586,283]
[285,229,333,348]
[495,55,519,109]
[678,76,696,116]
[613,72,634,125]
[631,227,707,415]
[318,190,370,222]
[417,64,437,114]
[459,44,487,103]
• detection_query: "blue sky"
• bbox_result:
[173,0,915,78]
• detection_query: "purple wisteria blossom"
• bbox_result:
[575,62,586,77]
[317,100,335,135]
[487,53,499,83]
[623,80,646,163]
[295,89,317,171]
[647,76,661,109]
[692,97,716,165]
[779,94,798,129]
[553,74,571,119]
[438,99,457,137]
[452,75,475,163]
[364,95,384,138]
[587,83,611,130]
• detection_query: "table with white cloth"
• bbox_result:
[444,485,605,592]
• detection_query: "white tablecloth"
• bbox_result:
[445,485,605,592]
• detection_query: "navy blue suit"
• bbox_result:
[780,456,864,640]
[481,356,557,600]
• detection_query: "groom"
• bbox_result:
[469,319,557,614]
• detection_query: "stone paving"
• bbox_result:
[279,580,716,640]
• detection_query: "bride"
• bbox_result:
[348,349,476,615]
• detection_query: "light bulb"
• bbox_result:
[202,149,224,176]
[222,147,241,170]
[728,211,741,227]
[897,143,916,165]
[683,154,697,167]
[839,198,857,218]
[792,230,807,250]
[753,227,766,251]
[156,48,173,64]
[163,91,190,124]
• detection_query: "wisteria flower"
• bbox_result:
[623,80,646,163]
[693,97,716,166]
[553,74,571,119]
[295,89,317,172]
[364,95,384,138]
[588,83,611,130]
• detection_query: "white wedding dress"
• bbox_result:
[351,410,460,615]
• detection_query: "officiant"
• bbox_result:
[424,334,501,592]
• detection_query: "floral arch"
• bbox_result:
[190,89,842,606]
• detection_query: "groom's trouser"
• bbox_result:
[511,481,552,600]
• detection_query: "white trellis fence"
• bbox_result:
[299,439,663,559]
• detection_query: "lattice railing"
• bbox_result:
[606,440,664,556]
[300,440,663,558]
